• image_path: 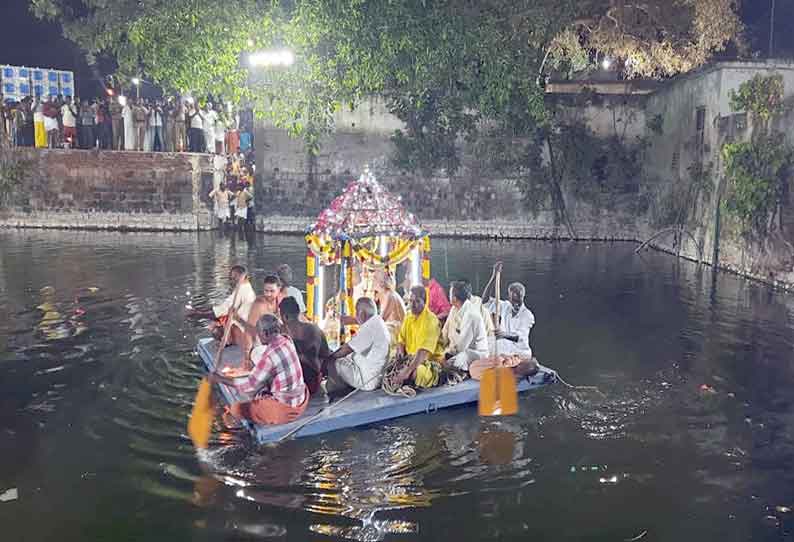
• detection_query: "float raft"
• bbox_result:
[198,337,559,444]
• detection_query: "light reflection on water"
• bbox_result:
[1,230,794,541]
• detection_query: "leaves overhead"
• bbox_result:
[31,0,744,156]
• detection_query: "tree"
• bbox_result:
[573,0,745,78]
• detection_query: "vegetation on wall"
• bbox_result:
[0,150,27,207]
[723,74,792,237]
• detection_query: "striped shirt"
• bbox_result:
[235,334,307,407]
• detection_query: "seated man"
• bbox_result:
[240,275,282,367]
[279,297,330,395]
[277,263,306,314]
[489,281,535,358]
[441,280,489,371]
[205,265,256,343]
[374,270,406,340]
[324,297,391,393]
[209,314,308,425]
[394,286,443,388]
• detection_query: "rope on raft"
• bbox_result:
[553,370,603,394]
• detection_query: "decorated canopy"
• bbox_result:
[305,169,429,269]
[304,169,431,329]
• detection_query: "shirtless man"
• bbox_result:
[240,274,281,367]
[279,297,330,395]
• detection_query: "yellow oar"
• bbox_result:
[478,267,518,416]
[188,274,246,449]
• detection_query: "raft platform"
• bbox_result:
[198,337,558,444]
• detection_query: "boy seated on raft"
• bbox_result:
[210,313,308,425]
[392,286,445,388]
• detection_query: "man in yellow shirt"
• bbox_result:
[395,285,443,388]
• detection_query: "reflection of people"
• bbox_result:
[394,286,443,388]
[324,297,390,393]
[210,314,308,425]
[280,297,330,395]
[487,281,535,357]
[441,280,488,371]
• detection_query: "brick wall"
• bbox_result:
[0,148,214,230]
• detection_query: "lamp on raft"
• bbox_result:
[304,167,430,344]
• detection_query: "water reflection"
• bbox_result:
[2,231,794,541]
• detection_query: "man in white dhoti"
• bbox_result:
[122,98,136,150]
[441,280,489,371]
[324,297,391,392]
[488,282,535,357]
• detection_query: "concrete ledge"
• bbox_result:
[0,211,211,232]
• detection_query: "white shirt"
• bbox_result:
[61,104,76,127]
[149,108,163,127]
[212,154,226,172]
[283,285,306,313]
[443,298,489,358]
[189,109,203,129]
[489,299,535,356]
[213,281,257,324]
[203,110,217,131]
[346,314,390,390]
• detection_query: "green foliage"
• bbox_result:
[729,74,785,123]
[653,161,712,228]
[722,133,793,236]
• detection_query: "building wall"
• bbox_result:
[0,149,215,230]
[643,60,794,280]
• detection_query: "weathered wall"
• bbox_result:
[643,60,794,285]
[0,149,215,230]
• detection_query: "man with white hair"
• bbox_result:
[324,297,390,392]
[489,281,535,357]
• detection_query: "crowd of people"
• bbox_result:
[0,93,255,157]
[208,152,256,230]
[201,262,537,427]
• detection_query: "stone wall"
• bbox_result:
[0,148,215,231]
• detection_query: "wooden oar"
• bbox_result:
[478,267,518,416]
[188,274,246,449]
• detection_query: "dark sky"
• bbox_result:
[0,0,792,99]
[0,0,97,97]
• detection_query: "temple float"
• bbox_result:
[196,169,559,445]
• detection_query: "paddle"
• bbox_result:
[478,266,518,416]
[188,273,247,449]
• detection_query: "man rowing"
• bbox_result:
[324,297,391,393]
[210,313,308,425]
[204,265,256,343]
[441,280,489,371]
[279,297,330,395]
[488,280,534,358]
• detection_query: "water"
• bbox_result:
[1,230,794,541]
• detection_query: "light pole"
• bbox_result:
[131,77,141,99]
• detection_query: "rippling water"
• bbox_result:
[1,230,794,541]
